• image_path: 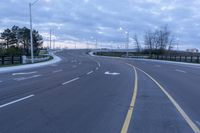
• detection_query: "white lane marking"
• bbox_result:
[0,95,34,108]
[71,60,77,63]
[136,67,200,133]
[51,64,58,67]
[97,62,101,67]
[12,71,37,76]
[155,65,161,67]
[104,71,120,75]
[96,67,99,70]
[72,65,77,68]
[52,69,63,73]
[196,121,200,126]
[62,77,80,85]
[14,75,42,81]
[87,71,93,75]
[175,69,187,73]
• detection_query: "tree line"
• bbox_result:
[133,25,177,55]
[0,25,43,56]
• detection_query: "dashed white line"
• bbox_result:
[175,69,187,73]
[196,121,200,126]
[12,71,37,76]
[87,71,93,75]
[72,65,77,68]
[0,94,34,108]
[51,64,58,67]
[97,62,101,67]
[52,69,63,73]
[14,75,42,81]
[62,77,80,85]
[155,65,161,67]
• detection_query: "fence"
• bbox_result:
[0,56,22,65]
[133,55,200,63]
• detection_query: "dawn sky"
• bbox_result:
[0,0,200,49]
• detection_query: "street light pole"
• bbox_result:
[119,27,130,57]
[29,3,34,63]
[95,38,98,49]
[126,31,129,57]
[29,0,40,63]
[50,29,52,49]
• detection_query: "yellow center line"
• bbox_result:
[121,63,138,133]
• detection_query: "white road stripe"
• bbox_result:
[97,62,101,67]
[87,71,93,75]
[62,77,80,85]
[12,71,37,76]
[175,69,187,73]
[136,67,200,133]
[52,69,63,73]
[155,65,161,67]
[196,121,200,126]
[51,64,58,67]
[0,95,34,108]
[72,65,77,68]
[14,75,42,81]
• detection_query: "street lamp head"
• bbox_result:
[118,27,123,31]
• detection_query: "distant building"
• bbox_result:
[186,48,199,53]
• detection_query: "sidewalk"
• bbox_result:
[0,52,62,73]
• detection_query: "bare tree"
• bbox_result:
[133,34,141,52]
[144,25,174,55]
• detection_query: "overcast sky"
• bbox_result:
[0,0,200,49]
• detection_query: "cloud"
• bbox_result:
[0,0,200,49]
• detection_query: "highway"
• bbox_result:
[0,50,199,133]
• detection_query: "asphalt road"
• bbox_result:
[0,50,199,133]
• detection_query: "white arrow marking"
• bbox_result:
[104,71,120,75]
